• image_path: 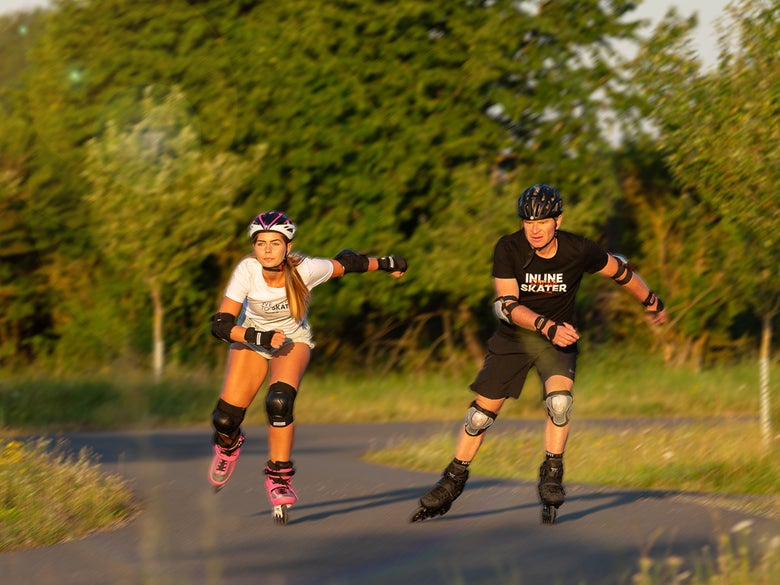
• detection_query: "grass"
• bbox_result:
[299,349,780,422]
[363,422,780,516]
[0,438,139,552]
[1,350,776,429]
[632,532,780,585]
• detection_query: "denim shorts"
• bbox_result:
[238,317,315,359]
[470,328,577,399]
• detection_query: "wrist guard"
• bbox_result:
[244,327,274,350]
[642,291,665,313]
[334,249,370,273]
[534,315,558,342]
[377,255,408,273]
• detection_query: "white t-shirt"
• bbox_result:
[224,255,334,335]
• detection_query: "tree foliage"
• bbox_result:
[1,0,776,375]
[624,0,780,359]
[83,86,256,377]
[624,0,779,442]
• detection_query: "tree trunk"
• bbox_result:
[690,332,708,372]
[150,282,165,382]
[759,313,773,448]
[458,303,486,367]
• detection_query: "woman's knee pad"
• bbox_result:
[212,398,246,445]
[545,391,573,427]
[266,381,297,427]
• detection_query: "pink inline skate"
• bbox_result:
[208,433,245,492]
[264,460,297,525]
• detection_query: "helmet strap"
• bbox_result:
[262,251,288,273]
[533,232,558,254]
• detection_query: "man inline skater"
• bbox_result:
[410,184,667,524]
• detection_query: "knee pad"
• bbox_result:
[212,399,246,446]
[266,381,297,427]
[464,401,497,436]
[545,391,573,427]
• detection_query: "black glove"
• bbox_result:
[377,256,408,273]
[244,327,274,350]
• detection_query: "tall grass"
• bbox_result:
[632,532,780,585]
[1,350,777,429]
[0,438,139,551]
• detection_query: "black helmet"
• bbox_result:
[516,184,563,220]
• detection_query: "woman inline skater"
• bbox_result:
[208,210,407,524]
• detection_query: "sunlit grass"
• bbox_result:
[364,421,779,514]
[632,532,780,585]
[297,352,780,422]
[0,438,139,552]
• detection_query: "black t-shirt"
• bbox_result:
[492,229,609,326]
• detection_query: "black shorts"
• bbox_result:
[470,329,577,400]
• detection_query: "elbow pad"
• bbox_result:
[493,295,520,323]
[210,312,235,343]
[611,255,634,285]
[334,249,370,273]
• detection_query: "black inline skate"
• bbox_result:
[538,458,565,524]
[410,460,469,522]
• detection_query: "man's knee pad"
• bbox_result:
[212,398,246,446]
[464,401,498,436]
[265,381,297,427]
[545,391,573,427]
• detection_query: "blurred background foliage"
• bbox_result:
[0,0,778,378]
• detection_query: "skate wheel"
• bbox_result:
[409,503,451,523]
[410,507,429,523]
[273,504,289,525]
[541,504,557,524]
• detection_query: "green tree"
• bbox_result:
[0,10,46,92]
[629,0,779,444]
[224,0,642,368]
[0,11,56,371]
[3,0,247,370]
[603,143,744,368]
[5,0,655,371]
[83,86,256,379]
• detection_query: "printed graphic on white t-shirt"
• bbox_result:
[224,256,334,333]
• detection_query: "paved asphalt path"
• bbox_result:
[2,421,778,585]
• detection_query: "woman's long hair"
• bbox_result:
[283,253,310,323]
[250,232,311,323]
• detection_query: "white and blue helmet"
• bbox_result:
[247,211,297,241]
